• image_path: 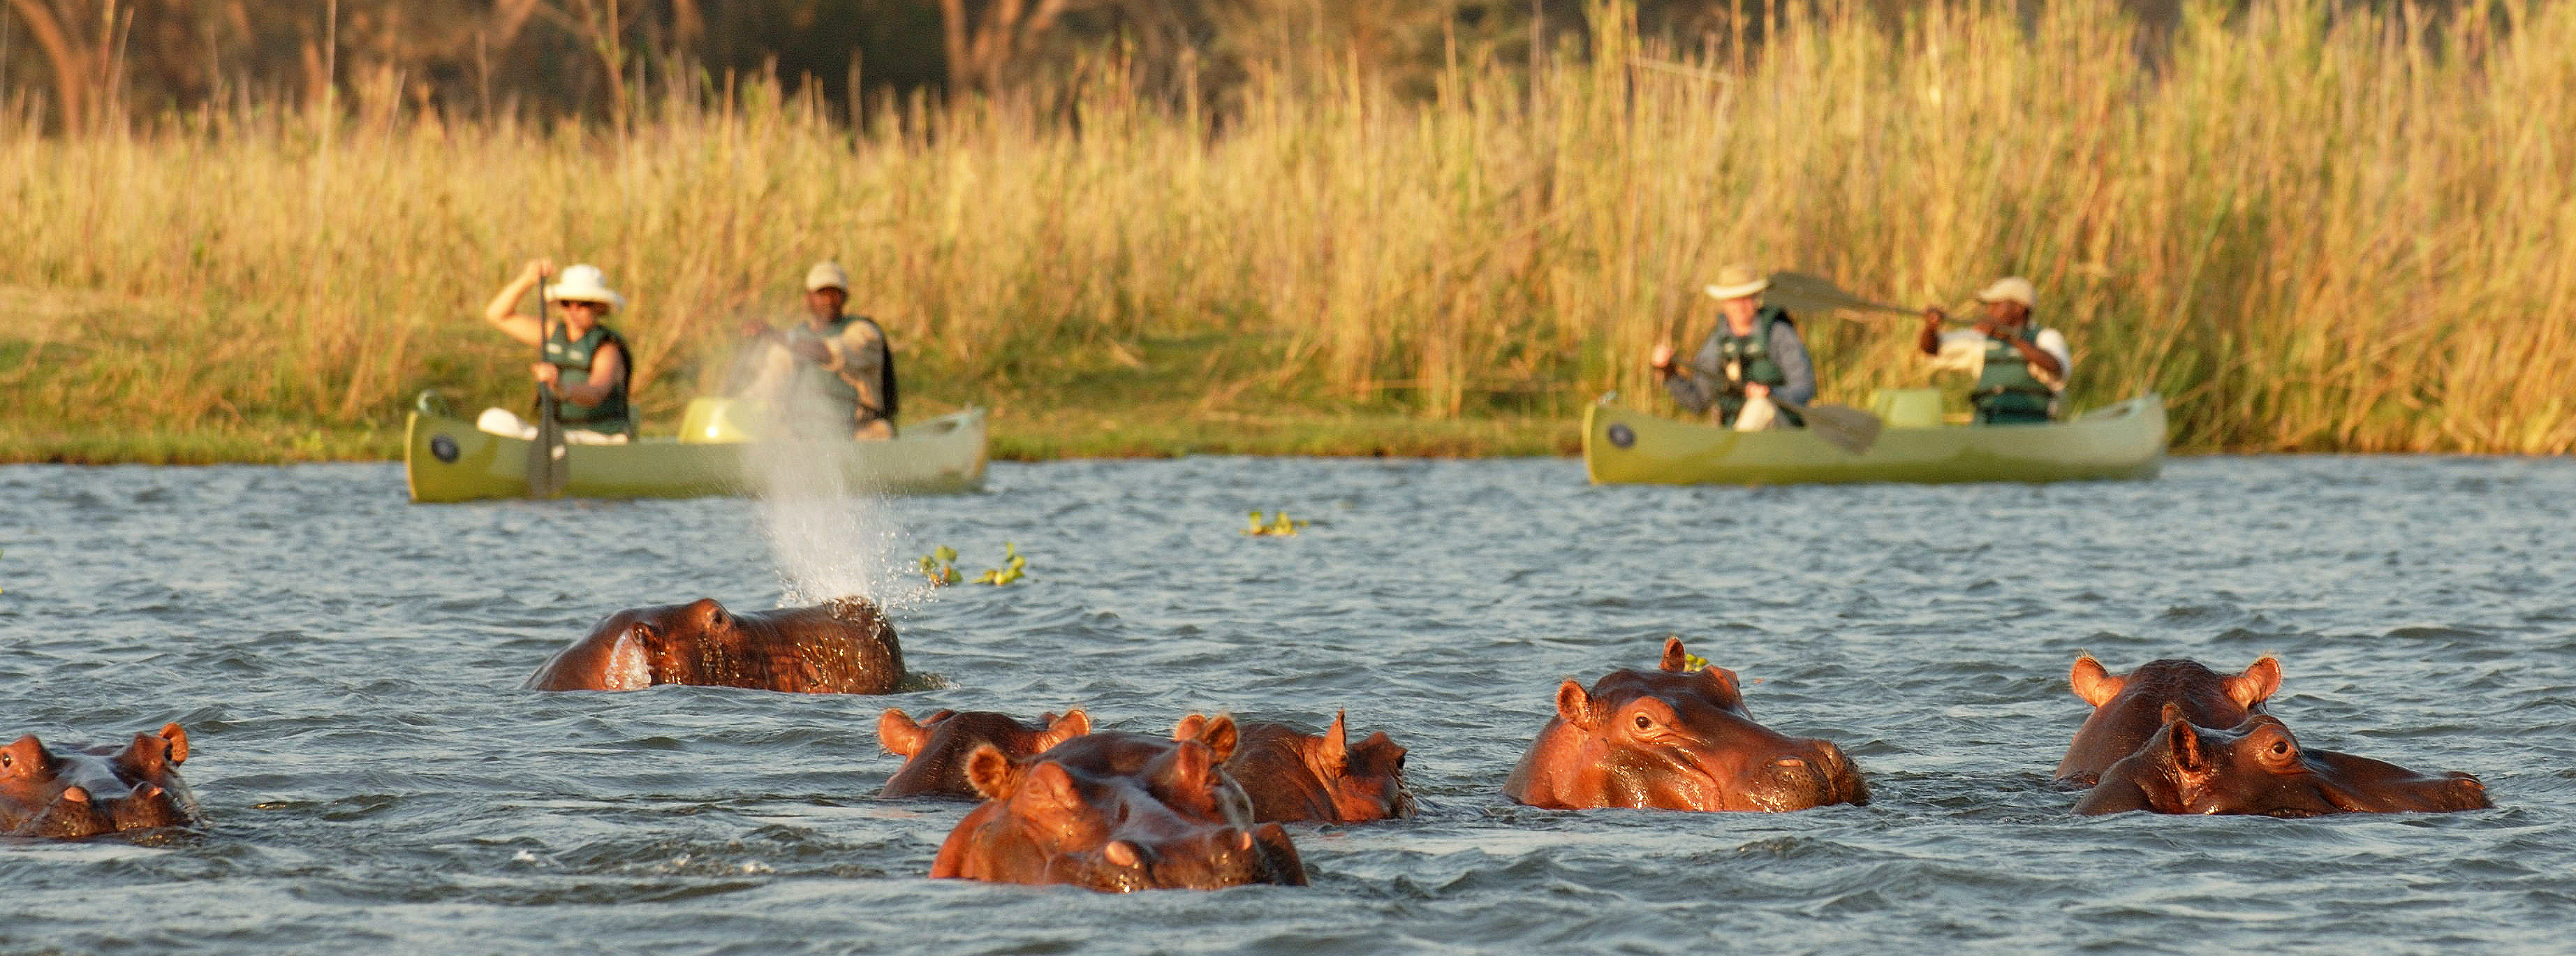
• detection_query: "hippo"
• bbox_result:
[3,724,200,839]
[878,708,1092,800]
[2055,654,2281,786]
[2075,706,2491,816]
[930,722,1309,892]
[1175,711,1415,823]
[524,597,904,693]
[1503,637,1869,812]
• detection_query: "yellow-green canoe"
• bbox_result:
[403,395,987,503]
[1582,391,2164,485]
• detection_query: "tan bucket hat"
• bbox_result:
[804,261,851,293]
[1703,263,1770,301]
[1975,277,2037,307]
[545,264,624,309]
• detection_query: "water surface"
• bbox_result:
[3,456,2572,954]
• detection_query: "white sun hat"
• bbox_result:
[545,263,624,309]
[1975,276,2036,307]
[804,261,851,292]
[1702,263,1770,301]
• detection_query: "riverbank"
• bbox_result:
[6,2,2573,461]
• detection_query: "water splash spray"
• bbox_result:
[731,356,935,610]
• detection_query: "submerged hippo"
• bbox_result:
[931,723,1309,892]
[2075,706,2490,816]
[1504,638,1869,812]
[878,708,1093,800]
[524,597,904,693]
[2056,654,2281,786]
[2,724,200,839]
[1175,711,1415,824]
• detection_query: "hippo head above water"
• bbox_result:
[524,597,904,694]
[2,724,201,840]
[877,708,1093,800]
[2074,705,2491,816]
[929,723,1308,892]
[2055,654,2281,786]
[1503,637,1869,812]
[1177,710,1415,824]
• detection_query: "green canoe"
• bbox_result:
[1582,390,2164,485]
[403,395,987,503]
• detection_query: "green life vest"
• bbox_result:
[542,323,633,434]
[1712,308,1793,425]
[1973,325,2054,422]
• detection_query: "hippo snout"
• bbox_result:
[1751,742,1869,810]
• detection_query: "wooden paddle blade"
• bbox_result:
[1799,402,1884,455]
[1763,272,1911,316]
[527,391,569,499]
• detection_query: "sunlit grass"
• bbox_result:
[1,0,2570,460]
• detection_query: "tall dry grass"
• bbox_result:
[2,0,2572,454]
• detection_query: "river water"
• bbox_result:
[3,455,2573,954]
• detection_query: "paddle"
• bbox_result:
[1766,397,1883,455]
[527,271,569,499]
[1759,271,1915,316]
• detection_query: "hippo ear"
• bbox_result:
[965,744,1021,801]
[2167,718,2209,772]
[1196,715,1239,764]
[159,723,189,765]
[1175,713,1208,743]
[1319,712,1350,772]
[2158,702,2186,725]
[1036,709,1091,751]
[2070,655,2124,707]
[117,730,176,778]
[1554,680,1597,729]
[1701,665,1742,703]
[878,709,932,757]
[2227,657,2283,710]
[1,735,55,778]
[1660,637,1688,672]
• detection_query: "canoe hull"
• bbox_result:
[404,407,988,503]
[1582,395,2164,485]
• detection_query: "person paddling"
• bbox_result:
[739,261,899,440]
[478,259,633,443]
[1917,277,2070,425]
[1649,263,1815,430]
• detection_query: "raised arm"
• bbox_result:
[483,258,552,347]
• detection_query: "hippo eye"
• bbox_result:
[2269,741,2289,756]
[1633,714,1653,731]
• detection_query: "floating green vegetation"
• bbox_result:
[972,543,1029,586]
[1681,652,1711,672]
[1244,511,1309,537]
[916,545,962,587]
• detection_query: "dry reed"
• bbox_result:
[2,0,2572,457]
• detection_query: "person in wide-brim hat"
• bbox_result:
[1649,263,1816,432]
[478,258,635,442]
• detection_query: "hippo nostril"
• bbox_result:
[62,786,92,803]
[1774,758,1809,770]
[1232,830,1254,853]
